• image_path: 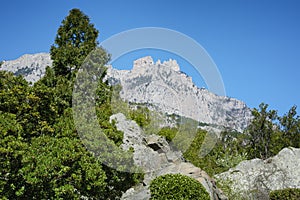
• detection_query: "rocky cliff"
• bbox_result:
[106,56,252,132]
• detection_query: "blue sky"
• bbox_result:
[1,0,300,115]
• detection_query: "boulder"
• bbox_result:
[215,147,300,199]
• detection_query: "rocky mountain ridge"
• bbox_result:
[106,56,252,132]
[1,53,51,83]
[1,53,252,132]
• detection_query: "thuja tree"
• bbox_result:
[50,8,99,78]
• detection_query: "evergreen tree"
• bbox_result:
[50,8,99,77]
[279,106,300,148]
[245,103,278,159]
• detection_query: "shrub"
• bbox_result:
[150,174,210,200]
[269,188,300,200]
[157,127,178,142]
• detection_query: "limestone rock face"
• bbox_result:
[110,113,227,200]
[215,147,300,199]
[106,56,252,132]
[1,53,52,83]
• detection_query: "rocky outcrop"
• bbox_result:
[215,147,300,199]
[110,113,227,200]
[106,56,252,132]
[1,53,52,83]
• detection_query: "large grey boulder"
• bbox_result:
[110,113,227,200]
[215,147,300,199]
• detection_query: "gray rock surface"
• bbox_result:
[1,53,52,83]
[110,113,227,200]
[106,56,252,132]
[215,147,300,199]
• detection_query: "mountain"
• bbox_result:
[1,53,252,132]
[106,56,252,132]
[1,53,51,83]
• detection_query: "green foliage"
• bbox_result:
[182,129,247,176]
[21,135,107,199]
[0,71,29,114]
[278,106,300,148]
[244,103,300,160]
[245,103,278,159]
[171,117,199,153]
[1,11,142,199]
[269,188,300,200]
[157,127,178,142]
[50,8,99,77]
[150,173,210,200]
[129,105,151,128]
[0,112,26,197]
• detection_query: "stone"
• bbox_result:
[215,147,300,199]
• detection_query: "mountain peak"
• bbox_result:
[162,58,180,72]
[133,56,154,69]
[132,56,180,73]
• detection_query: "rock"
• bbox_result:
[215,147,300,199]
[110,113,227,200]
[145,134,170,154]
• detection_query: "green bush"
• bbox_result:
[150,174,210,200]
[157,127,178,142]
[269,188,300,200]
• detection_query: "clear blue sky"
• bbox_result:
[1,0,300,115]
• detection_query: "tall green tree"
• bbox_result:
[50,8,99,77]
[245,103,278,159]
[279,106,300,148]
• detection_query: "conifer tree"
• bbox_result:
[50,8,99,77]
